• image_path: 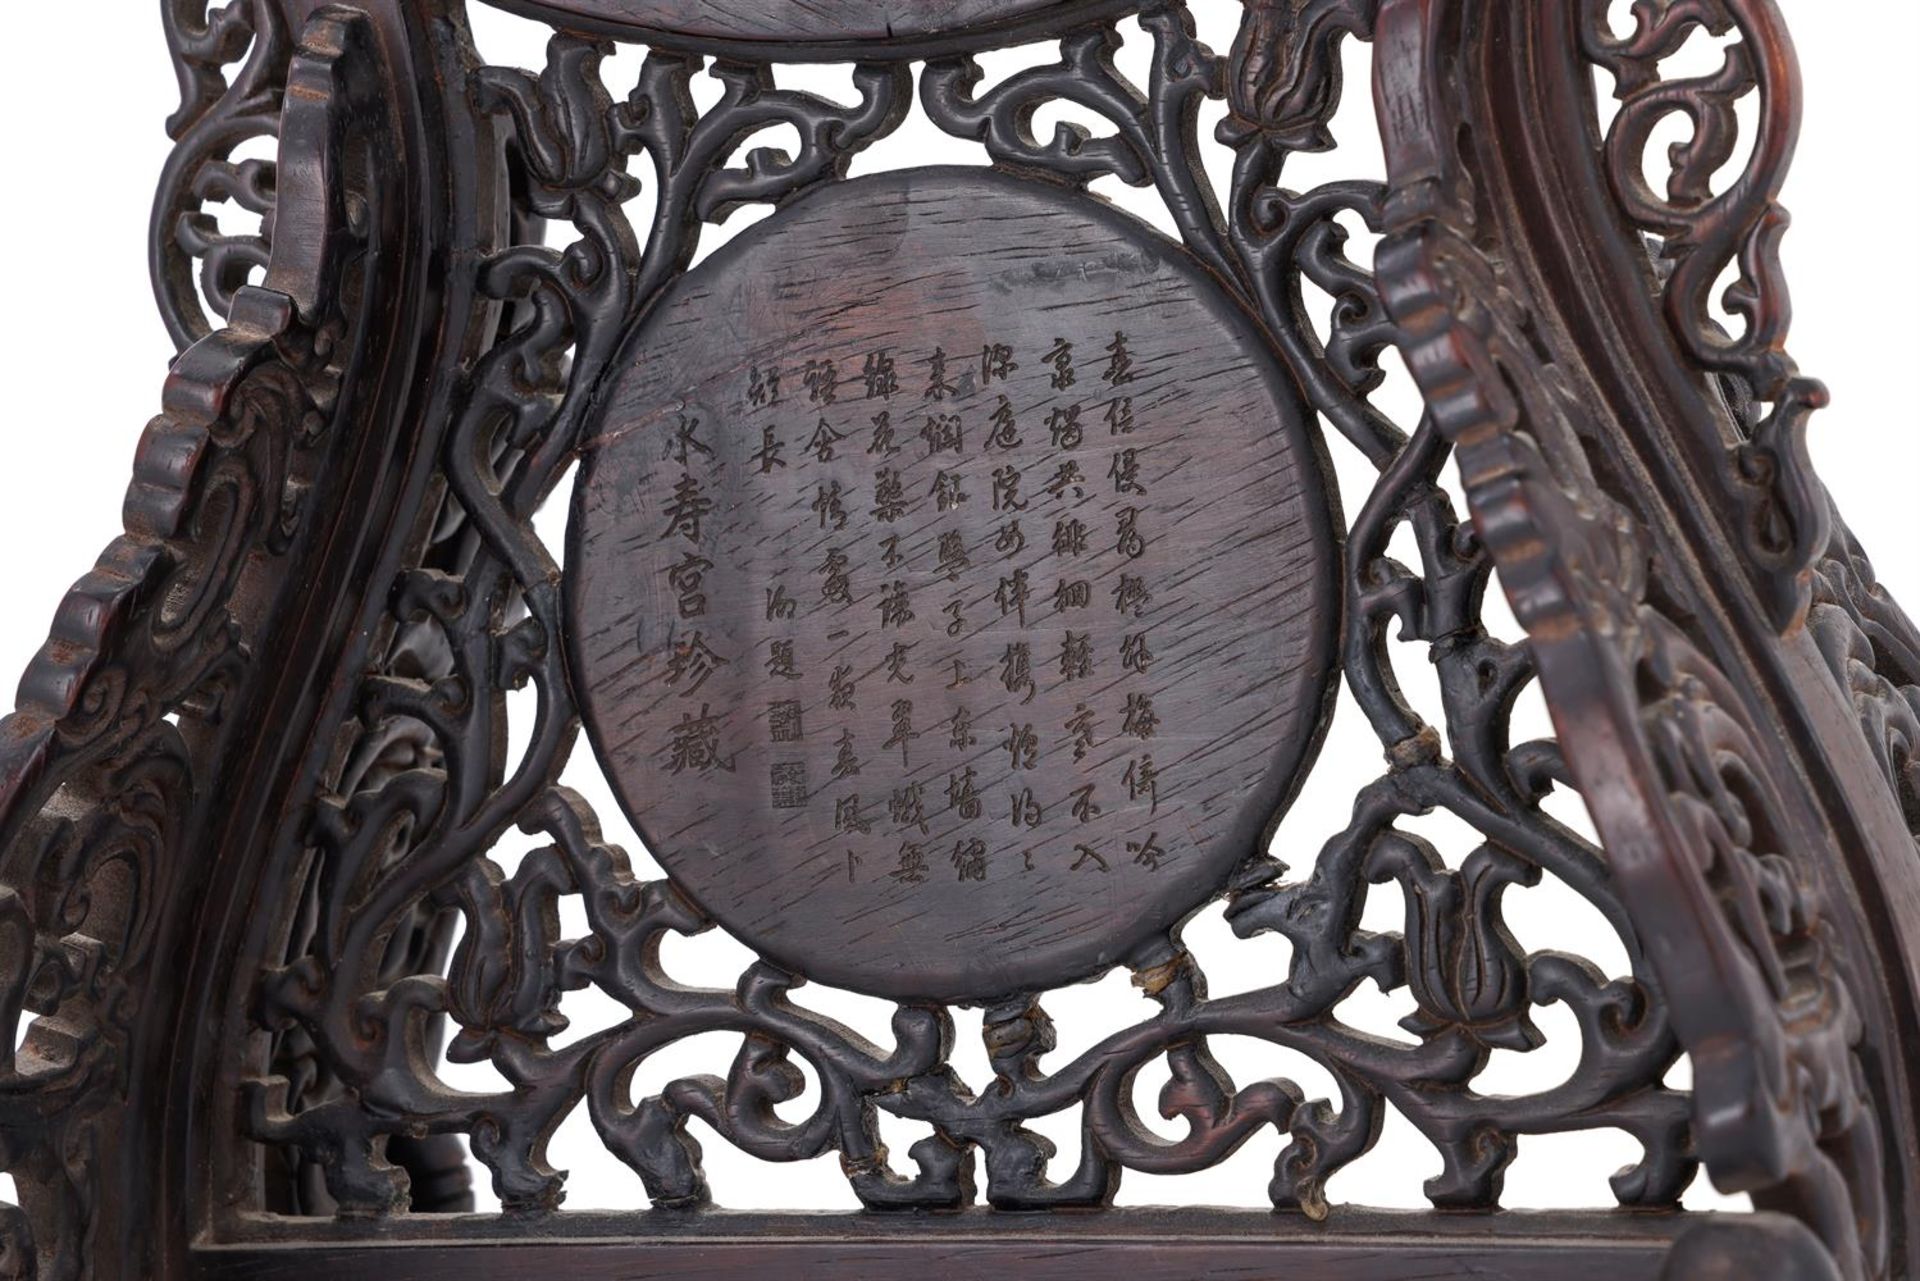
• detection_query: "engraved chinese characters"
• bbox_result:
[568,169,1338,1002]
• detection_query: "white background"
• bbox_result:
[0,1,1911,1217]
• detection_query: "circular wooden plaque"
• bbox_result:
[568,169,1338,1003]
[484,0,1121,54]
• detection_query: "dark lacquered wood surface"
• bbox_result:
[477,0,1113,51]
[1,2,1909,1277]
[191,1208,1714,1281]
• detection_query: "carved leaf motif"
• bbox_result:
[444,848,572,1059]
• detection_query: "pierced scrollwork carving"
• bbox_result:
[1579,0,1830,631]
[227,0,1707,1231]
[242,27,920,1217]
[1580,0,1799,395]
[1375,0,1908,1274]
[0,0,1906,1277]
[155,0,291,349]
[920,9,1232,289]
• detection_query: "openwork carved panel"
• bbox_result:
[1372,0,1920,1275]
[234,0,1696,1230]
[0,1,1914,1279]
[155,0,290,349]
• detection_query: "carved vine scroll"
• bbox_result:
[155,0,292,349]
[228,0,1702,1230]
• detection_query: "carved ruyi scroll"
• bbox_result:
[0,1,1914,1279]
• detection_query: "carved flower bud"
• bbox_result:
[1220,0,1374,153]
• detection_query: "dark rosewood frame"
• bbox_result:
[1,2,1915,1279]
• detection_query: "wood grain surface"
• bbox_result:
[193,1207,1709,1281]
[477,0,1091,49]
[567,168,1338,1003]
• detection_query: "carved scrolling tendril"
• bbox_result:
[1580,0,1829,631]
[244,0,1695,1225]
[154,0,290,350]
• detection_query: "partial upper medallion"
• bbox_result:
[482,0,1132,54]
[568,168,1338,1002]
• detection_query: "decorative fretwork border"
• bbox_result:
[235,0,1693,1229]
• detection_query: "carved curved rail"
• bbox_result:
[1374,1,1920,1275]
[0,6,436,1276]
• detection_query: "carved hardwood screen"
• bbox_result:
[1,2,1916,1279]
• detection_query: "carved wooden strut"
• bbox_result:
[1,2,1915,1278]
